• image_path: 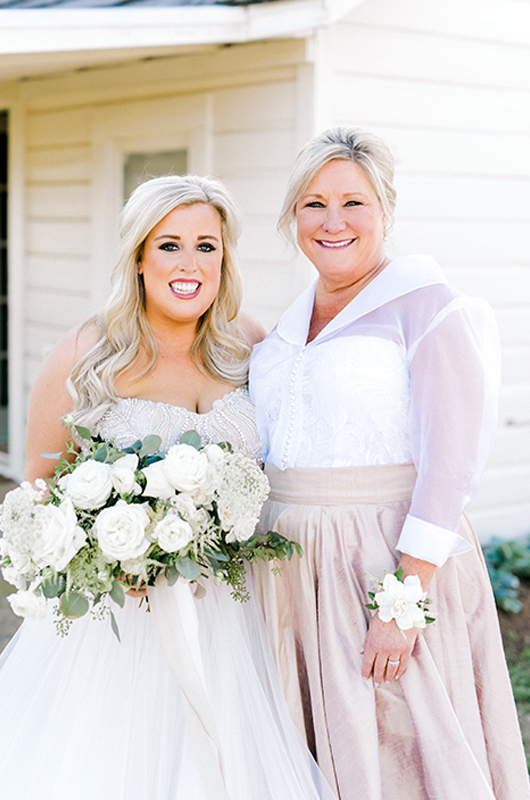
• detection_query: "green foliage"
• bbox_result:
[179,430,202,450]
[483,536,530,613]
[60,592,89,619]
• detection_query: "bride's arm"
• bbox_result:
[24,323,100,482]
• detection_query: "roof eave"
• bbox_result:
[0,0,366,55]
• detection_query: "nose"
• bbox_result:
[176,249,197,273]
[321,207,346,234]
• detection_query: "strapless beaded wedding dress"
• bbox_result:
[0,390,334,800]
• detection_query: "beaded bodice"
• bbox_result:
[94,388,260,456]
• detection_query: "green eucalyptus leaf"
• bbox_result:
[138,435,162,457]
[166,564,180,586]
[60,592,89,619]
[394,566,404,582]
[110,609,121,642]
[41,574,66,599]
[94,443,111,462]
[109,581,126,608]
[40,451,63,460]
[175,557,201,580]
[74,425,92,441]
[179,430,202,450]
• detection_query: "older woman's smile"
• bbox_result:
[317,238,356,249]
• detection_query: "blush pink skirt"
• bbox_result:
[254,464,530,800]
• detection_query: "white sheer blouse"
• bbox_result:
[249,255,501,567]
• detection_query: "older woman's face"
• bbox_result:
[295,159,386,289]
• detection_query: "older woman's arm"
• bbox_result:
[362,294,500,684]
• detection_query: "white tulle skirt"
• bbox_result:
[0,575,335,800]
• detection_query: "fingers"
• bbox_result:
[361,615,418,686]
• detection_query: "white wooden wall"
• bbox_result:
[310,0,530,538]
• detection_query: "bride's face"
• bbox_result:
[139,203,223,328]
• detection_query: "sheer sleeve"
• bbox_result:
[396,296,501,567]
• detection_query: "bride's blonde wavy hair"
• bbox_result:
[68,174,249,429]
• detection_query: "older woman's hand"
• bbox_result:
[361,553,437,685]
[361,614,418,685]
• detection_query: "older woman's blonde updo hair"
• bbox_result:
[278,127,397,243]
[68,174,249,429]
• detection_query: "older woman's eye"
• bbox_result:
[345,200,362,207]
[197,242,216,252]
[305,201,326,208]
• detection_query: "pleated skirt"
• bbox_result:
[254,464,530,800]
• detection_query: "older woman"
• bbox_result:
[250,128,529,800]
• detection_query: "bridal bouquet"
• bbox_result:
[0,426,301,637]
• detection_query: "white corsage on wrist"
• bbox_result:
[365,567,435,630]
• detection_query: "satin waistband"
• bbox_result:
[265,463,417,505]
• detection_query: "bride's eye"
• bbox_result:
[159,242,179,251]
[197,242,216,252]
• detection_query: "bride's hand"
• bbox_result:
[361,614,418,685]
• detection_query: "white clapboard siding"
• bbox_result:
[375,127,530,178]
[26,256,92,294]
[27,184,90,220]
[331,23,530,91]
[352,0,530,46]
[26,146,92,182]
[395,175,530,222]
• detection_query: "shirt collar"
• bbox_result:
[276,255,448,346]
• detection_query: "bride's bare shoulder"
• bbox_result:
[44,319,103,375]
[32,319,103,398]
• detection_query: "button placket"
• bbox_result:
[282,346,306,468]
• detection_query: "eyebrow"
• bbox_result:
[301,191,368,200]
[153,234,221,242]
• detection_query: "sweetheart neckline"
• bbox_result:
[113,387,247,417]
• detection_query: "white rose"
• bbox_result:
[189,464,218,504]
[170,493,197,520]
[8,590,47,620]
[163,444,209,493]
[154,514,194,553]
[6,544,31,575]
[2,565,26,590]
[112,454,141,496]
[142,461,175,500]
[60,460,113,509]
[120,554,148,581]
[32,499,87,572]
[375,574,426,631]
[94,500,151,562]
[225,512,259,543]
[204,444,226,465]
[218,499,238,531]
[192,508,210,533]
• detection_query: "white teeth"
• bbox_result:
[320,239,354,248]
[170,281,199,295]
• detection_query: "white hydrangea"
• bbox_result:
[216,453,269,544]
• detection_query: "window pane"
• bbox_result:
[123,150,188,201]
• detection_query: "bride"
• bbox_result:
[0,175,334,800]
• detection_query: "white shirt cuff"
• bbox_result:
[396,514,473,567]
